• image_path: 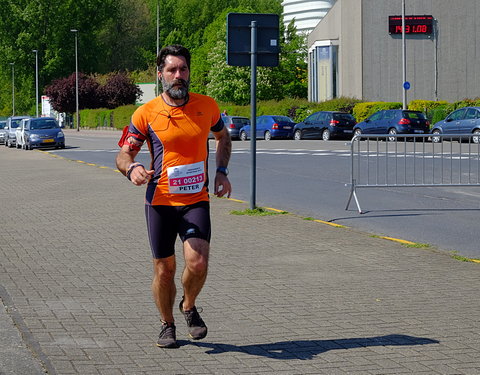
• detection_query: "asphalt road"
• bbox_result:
[48,130,480,258]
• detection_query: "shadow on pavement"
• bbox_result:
[189,334,439,360]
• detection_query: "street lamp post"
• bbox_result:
[70,29,79,131]
[10,62,15,116]
[402,0,407,110]
[33,50,39,117]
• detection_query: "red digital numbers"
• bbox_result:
[389,15,433,35]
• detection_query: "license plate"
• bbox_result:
[43,139,54,143]
[413,130,424,134]
[344,130,353,133]
[283,126,291,129]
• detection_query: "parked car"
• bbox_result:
[293,111,356,141]
[431,107,480,143]
[239,115,295,141]
[353,109,430,141]
[221,116,250,140]
[22,117,65,150]
[4,116,30,147]
[15,118,30,149]
[0,120,6,144]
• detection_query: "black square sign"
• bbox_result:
[227,13,279,67]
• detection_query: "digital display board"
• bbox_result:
[389,15,433,35]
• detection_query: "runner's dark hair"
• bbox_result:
[157,45,191,71]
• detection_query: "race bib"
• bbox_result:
[167,161,205,194]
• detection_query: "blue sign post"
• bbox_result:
[403,81,411,90]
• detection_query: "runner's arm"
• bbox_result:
[116,145,154,186]
[213,126,232,197]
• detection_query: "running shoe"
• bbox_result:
[179,296,208,340]
[156,322,179,348]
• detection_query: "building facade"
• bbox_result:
[307,0,480,103]
[282,0,336,34]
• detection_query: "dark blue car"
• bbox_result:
[293,111,356,141]
[23,117,65,150]
[239,115,295,141]
[431,107,480,143]
[353,109,430,141]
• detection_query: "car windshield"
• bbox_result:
[404,111,426,120]
[272,116,294,123]
[333,113,354,121]
[11,119,21,128]
[0,122,5,129]
[31,119,59,130]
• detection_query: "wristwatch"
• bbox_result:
[216,166,229,176]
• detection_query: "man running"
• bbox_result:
[116,45,232,348]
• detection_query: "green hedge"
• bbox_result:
[352,102,402,122]
[78,105,138,129]
[219,97,361,123]
[76,97,480,130]
[112,104,138,129]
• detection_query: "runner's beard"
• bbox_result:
[162,77,190,100]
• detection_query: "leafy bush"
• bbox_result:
[352,102,378,122]
[353,102,402,122]
[45,73,141,114]
[408,100,448,112]
[112,105,138,129]
[79,108,114,128]
[220,97,364,123]
[98,73,142,109]
[45,73,100,113]
[446,98,480,113]
[430,106,448,125]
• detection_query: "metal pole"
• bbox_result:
[156,2,160,97]
[33,50,39,117]
[71,29,79,131]
[250,21,257,210]
[10,63,15,116]
[402,0,407,110]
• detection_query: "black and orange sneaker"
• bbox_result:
[156,321,179,349]
[179,296,208,340]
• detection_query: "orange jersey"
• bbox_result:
[127,93,224,206]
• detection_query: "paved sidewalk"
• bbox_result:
[0,145,479,375]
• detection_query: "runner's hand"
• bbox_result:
[214,174,232,198]
[131,166,154,186]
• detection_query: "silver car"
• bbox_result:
[4,116,30,148]
[0,120,6,145]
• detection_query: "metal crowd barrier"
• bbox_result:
[345,134,480,213]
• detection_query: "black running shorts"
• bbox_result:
[145,201,211,259]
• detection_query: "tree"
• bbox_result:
[197,8,307,104]
[45,73,99,113]
[98,73,142,109]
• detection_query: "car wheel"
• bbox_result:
[388,128,397,142]
[264,131,271,141]
[294,130,302,141]
[322,129,331,141]
[353,128,362,140]
[432,129,442,143]
[472,129,480,144]
[240,131,247,141]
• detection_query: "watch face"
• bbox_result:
[217,167,228,175]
